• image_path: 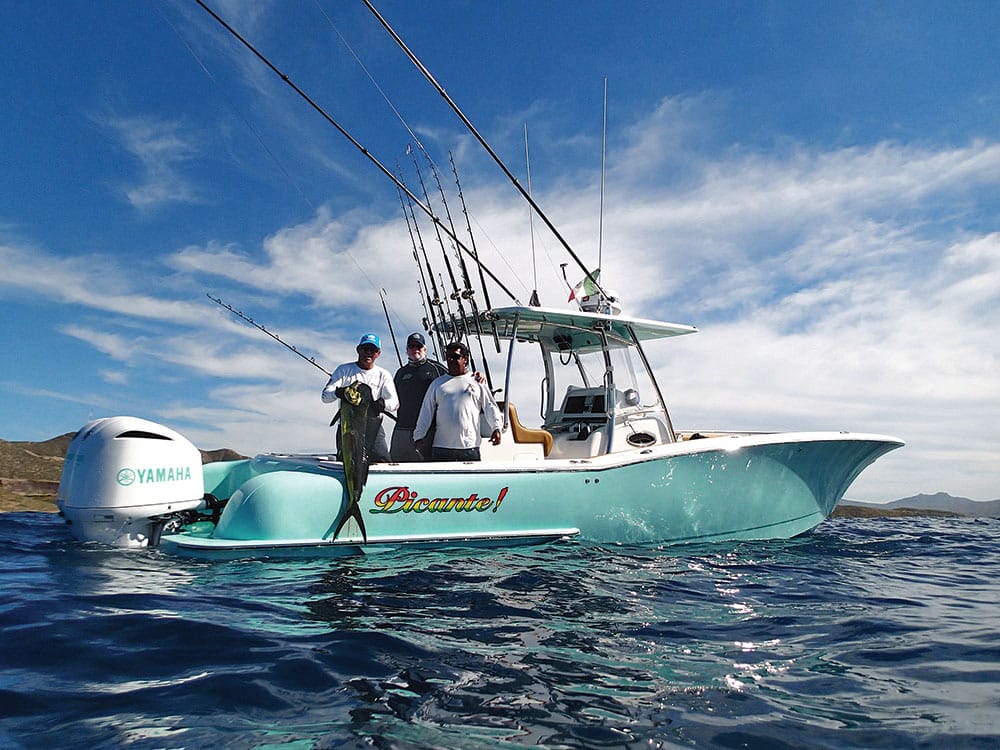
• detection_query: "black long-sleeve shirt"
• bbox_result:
[393,358,447,429]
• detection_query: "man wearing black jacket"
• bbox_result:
[390,332,447,461]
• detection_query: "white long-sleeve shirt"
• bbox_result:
[413,373,502,449]
[321,362,399,415]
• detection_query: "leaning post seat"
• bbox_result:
[505,402,554,457]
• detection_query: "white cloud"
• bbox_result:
[100,114,202,211]
[3,383,114,411]
[99,370,129,386]
[59,325,139,363]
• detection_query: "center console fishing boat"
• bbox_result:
[57,302,902,556]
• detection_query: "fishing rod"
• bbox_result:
[598,76,608,271]
[192,0,520,306]
[415,279,438,358]
[400,158,461,355]
[436,271,463,346]
[207,293,331,375]
[395,181,445,358]
[425,152,494,388]
[409,146,470,345]
[433,162,483,322]
[408,147,486,375]
[315,0,518,324]
[362,0,610,304]
[399,177,449,357]
[450,152,502,353]
[379,288,403,368]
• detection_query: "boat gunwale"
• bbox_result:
[249,430,904,476]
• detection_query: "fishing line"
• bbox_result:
[159,0,401,337]
[524,123,539,302]
[316,0,530,318]
[192,0,519,306]
[362,0,610,304]
[154,1,318,214]
[311,0,533,307]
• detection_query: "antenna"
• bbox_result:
[524,123,539,305]
[599,77,608,270]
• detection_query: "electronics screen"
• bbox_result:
[561,393,605,418]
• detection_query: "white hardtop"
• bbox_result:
[456,305,697,353]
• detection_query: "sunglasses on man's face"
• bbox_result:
[446,351,466,359]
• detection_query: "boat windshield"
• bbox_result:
[538,335,675,453]
[440,306,693,457]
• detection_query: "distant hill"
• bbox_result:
[842,492,1000,518]
[199,447,248,463]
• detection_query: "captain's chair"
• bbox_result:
[506,402,553,457]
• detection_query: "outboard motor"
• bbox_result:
[57,416,205,547]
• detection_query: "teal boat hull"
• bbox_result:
[160,431,901,557]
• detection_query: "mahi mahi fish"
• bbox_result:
[333,380,379,543]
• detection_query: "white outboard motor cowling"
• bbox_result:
[57,416,205,547]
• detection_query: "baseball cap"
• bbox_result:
[445,340,469,357]
[406,332,425,347]
[357,333,381,350]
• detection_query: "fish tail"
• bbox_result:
[334,500,368,544]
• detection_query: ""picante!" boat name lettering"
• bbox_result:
[371,486,508,514]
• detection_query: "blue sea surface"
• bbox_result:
[1,512,997,749]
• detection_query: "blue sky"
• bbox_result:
[1,1,997,501]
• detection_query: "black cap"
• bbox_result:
[445,340,469,357]
[406,332,425,347]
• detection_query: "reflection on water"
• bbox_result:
[0,513,998,748]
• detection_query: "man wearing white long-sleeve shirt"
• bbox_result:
[414,340,501,462]
[321,333,399,462]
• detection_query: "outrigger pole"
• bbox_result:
[192,0,520,306]
[362,0,611,304]
[207,293,331,375]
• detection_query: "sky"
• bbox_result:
[1,0,997,502]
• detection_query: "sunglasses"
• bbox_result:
[446,351,467,359]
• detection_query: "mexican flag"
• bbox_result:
[568,268,601,302]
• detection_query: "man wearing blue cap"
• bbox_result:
[390,332,447,461]
[321,333,399,461]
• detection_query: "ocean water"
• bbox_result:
[1,513,997,750]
